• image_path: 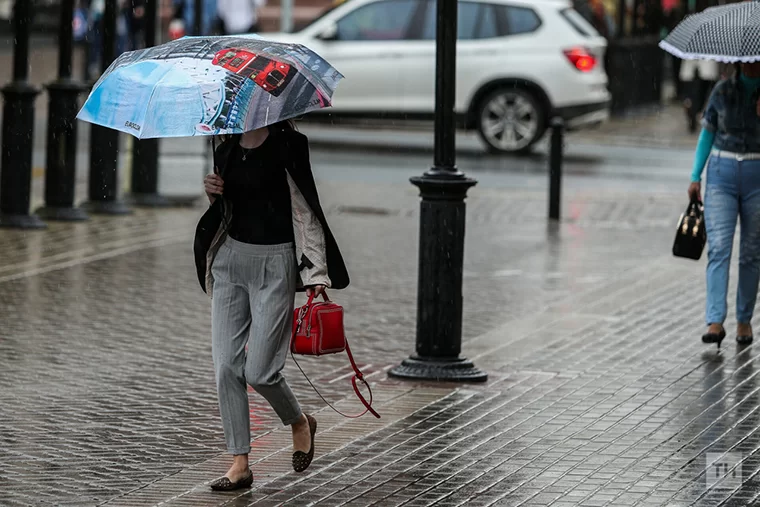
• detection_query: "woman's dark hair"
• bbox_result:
[271,119,298,131]
[216,119,297,144]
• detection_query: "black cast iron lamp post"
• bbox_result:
[38,0,89,221]
[388,0,487,382]
[130,0,169,207]
[0,0,45,229]
[85,0,131,215]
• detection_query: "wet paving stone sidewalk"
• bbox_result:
[0,180,756,506]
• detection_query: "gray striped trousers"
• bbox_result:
[211,238,303,455]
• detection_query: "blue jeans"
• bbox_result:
[704,154,760,325]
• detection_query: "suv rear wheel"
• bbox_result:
[476,88,546,153]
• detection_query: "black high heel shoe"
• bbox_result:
[702,328,727,349]
[737,325,754,346]
[737,334,754,345]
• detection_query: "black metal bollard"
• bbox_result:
[548,118,564,222]
[388,0,486,383]
[0,0,45,229]
[130,0,169,207]
[85,0,131,215]
[38,0,89,221]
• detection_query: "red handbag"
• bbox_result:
[291,291,380,418]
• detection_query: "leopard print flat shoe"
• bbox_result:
[209,470,253,491]
[292,414,317,473]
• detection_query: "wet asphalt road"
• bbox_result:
[27,125,696,209]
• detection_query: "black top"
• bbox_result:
[195,128,349,294]
[222,135,295,245]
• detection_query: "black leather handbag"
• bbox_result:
[673,199,706,260]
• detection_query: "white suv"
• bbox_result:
[271,0,610,153]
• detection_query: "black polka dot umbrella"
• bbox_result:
[660,1,760,63]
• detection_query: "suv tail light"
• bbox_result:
[564,47,597,72]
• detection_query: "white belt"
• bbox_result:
[711,149,760,161]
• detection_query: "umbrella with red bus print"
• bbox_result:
[77,35,342,139]
[211,48,297,98]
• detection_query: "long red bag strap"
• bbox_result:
[290,295,380,419]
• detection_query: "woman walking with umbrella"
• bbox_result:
[688,62,760,348]
[662,2,760,348]
[202,119,349,490]
[75,36,350,487]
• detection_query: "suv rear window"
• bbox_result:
[560,8,600,37]
[421,1,542,39]
[422,1,502,40]
[504,5,541,35]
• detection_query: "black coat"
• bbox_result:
[193,126,349,293]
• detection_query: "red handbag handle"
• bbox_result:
[305,290,330,303]
[290,292,380,419]
[294,291,330,336]
[345,341,381,418]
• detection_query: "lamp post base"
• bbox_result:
[36,205,89,221]
[388,356,488,382]
[0,82,42,230]
[0,213,47,229]
[393,174,486,383]
[43,79,87,222]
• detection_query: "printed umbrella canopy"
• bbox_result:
[660,1,760,63]
[77,35,343,139]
